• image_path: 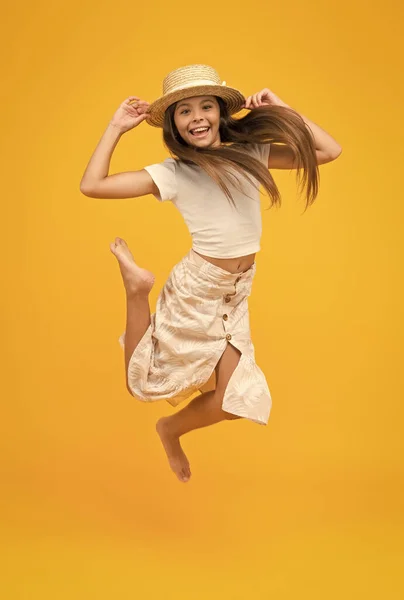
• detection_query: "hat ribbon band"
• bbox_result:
[164,79,227,95]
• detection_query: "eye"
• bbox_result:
[179,105,212,115]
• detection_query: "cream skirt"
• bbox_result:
[118,249,272,425]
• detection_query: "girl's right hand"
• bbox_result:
[109,96,150,133]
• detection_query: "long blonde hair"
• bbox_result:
[162,97,319,212]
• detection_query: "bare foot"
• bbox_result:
[156,417,191,483]
[110,237,155,295]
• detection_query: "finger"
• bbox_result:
[130,101,149,111]
[132,115,146,127]
[260,89,270,105]
[131,103,150,112]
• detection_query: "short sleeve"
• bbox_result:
[143,157,177,202]
[246,142,271,167]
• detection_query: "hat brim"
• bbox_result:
[145,85,245,128]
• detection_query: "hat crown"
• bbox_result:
[146,63,244,127]
[163,64,221,96]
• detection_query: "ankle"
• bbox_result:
[125,288,150,300]
[157,416,180,438]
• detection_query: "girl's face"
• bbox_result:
[173,95,221,148]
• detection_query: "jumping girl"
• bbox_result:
[80,64,342,483]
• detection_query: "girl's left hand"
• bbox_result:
[243,88,288,109]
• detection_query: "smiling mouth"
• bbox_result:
[189,126,210,137]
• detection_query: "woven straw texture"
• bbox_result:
[146,64,245,127]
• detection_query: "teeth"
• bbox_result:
[191,127,209,133]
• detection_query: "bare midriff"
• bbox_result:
[194,251,256,275]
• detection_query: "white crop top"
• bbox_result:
[144,142,271,259]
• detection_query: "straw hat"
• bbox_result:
[146,64,245,128]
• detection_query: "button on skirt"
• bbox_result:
[118,248,272,425]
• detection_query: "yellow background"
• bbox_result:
[2,0,403,598]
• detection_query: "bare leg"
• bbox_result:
[156,344,242,483]
[156,391,239,481]
[110,237,155,390]
[123,294,151,387]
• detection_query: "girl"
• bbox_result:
[80,64,342,483]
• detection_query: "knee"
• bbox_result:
[223,410,242,421]
[215,389,242,420]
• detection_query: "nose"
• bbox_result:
[191,110,205,122]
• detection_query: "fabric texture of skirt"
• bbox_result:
[118,249,272,425]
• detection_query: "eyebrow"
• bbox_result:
[176,98,214,110]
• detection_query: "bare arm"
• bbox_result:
[79,97,159,199]
[267,109,342,169]
[244,89,342,169]
[268,142,341,170]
